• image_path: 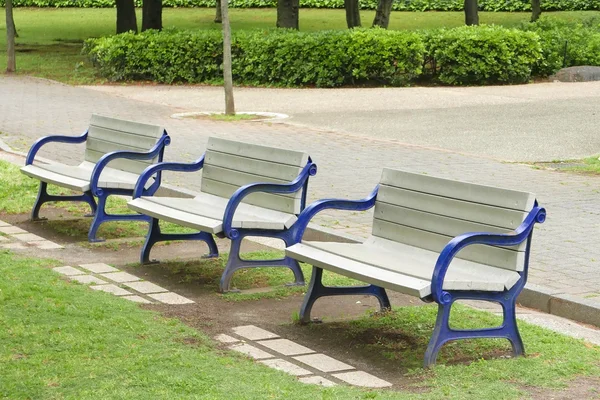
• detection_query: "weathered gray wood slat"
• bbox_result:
[305,239,520,291]
[21,164,90,192]
[128,198,224,233]
[144,195,295,229]
[203,165,302,200]
[377,185,528,230]
[374,201,518,238]
[86,126,158,151]
[207,137,308,167]
[380,169,536,211]
[204,150,302,182]
[85,138,159,164]
[201,178,300,214]
[90,114,164,139]
[286,243,432,298]
[372,219,525,271]
[84,149,153,175]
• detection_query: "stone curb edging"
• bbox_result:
[2,140,599,328]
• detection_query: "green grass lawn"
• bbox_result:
[1,250,599,399]
[0,8,598,83]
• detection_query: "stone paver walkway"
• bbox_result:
[0,219,63,250]
[53,262,195,305]
[1,76,599,306]
[217,324,392,388]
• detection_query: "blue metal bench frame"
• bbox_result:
[288,185,546,367]
[132,154,317,292]
[25,129,170,242]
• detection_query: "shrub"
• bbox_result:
[84,28,425,87]
[425,25,542,85]
[2,0,599,11]
[520,17,600,76]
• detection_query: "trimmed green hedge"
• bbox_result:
[3,0,600,11]
[84,25,550,86]
[84,28,425,86]
[425,26,542,84]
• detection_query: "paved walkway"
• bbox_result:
[1,76,599,304]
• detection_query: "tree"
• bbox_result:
[215,0,222,23]
[531,0,541,22]
[344,0,361,28]
[221,0,235,115]
[464,0,479,25]
[116,0,138,34]
[277,0,299,29]
[372,0,393,28]
[142,0,162,31]
[6,0,16,73]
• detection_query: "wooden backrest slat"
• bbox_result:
[84,115,164,175]
[201,138,308,214]
[372,169,536,271]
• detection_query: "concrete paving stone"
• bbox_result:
[0,242,26,250]
[123,281,168,294]
[0,220,10,227]
[214,334,240,344]
[100,271,141,283]
[0,226,26,234]
[232,325,279,341]
[260,359,312,376]
[298,376,337,387]
[53,266,86,276]
[332,371,392,388]
[12,233,45,242]
[148,292,195,305]
[70,275,108,285]
[293,354,355,373]
[0,235,8,241]
[229,343,275,360]
[122,295,152,304]
[90,284,133,296]
[256,339,315,356]
[79,263,119,273]
[29,241,63,249]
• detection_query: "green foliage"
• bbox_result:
[3,0,600,11]
[520,17,600,76]
[85,28,425,87]
[425,25,542,85]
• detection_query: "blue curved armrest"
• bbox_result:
[90,134,170,196]
[222,161,317,239]
[431,204,546,304]
[25,131,88,165]
[132,155,205,199]
[288,185,379,243]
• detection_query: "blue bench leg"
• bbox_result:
[88,192,152,242]
[141,218,219,264]
[219,231,305,293]
[31,181,97,221]
[423,289,525,368]
[299,266,391,324]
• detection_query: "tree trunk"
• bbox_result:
[530,0,541,22]
[221,0,235,115]
[6,0,16,73]
[116,0,138,34]
[464,0,479,25]
[142,0,162,31]
[11,18,18,38]
[215,0,222,23]
[344,0,361,28]
[276,0,299,29]
[372,0,393,28]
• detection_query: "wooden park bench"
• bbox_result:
[285,168,546,367]
[127,137,317,293]
[21,114,170,242]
